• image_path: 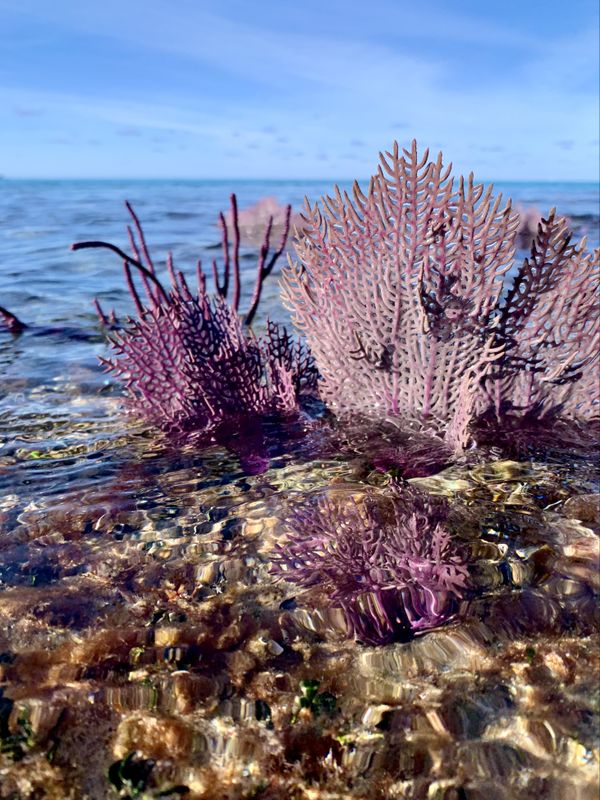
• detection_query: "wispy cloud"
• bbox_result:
[115,126,142,137]
[12,105,44,117]
[0,0,597,178]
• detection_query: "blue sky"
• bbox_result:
[0,0,598,179]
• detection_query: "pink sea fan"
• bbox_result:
[281,141,518,450]
[514,204,543,250]
[282,141,599,449]
[271,489,469,645]
[224,196,303,248]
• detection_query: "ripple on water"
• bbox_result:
[1,181,599,796]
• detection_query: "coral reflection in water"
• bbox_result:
[0,451,598,797]
[271,487,470,644]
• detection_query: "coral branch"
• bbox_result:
[70,241,170,305]
[217,210,230,298]
[488,210,599,419]
[230,194,241,312]
[73,194,292,328]
[73,199,317,463]
[125,200,155,274]
[93,298,109,326]
[245,204,292,326]
[0,305,27,334]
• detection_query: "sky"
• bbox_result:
[0,0,598,180]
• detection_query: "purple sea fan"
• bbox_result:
[486,209,599,422]
[281,140,518,450]
[281,140,600,448]
[105,288,316,437]
[72,198,318,464]
[271,489,470,645]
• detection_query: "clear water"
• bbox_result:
[0,179,598,799]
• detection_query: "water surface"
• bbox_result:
[0,179,598,799]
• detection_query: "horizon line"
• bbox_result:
[1,176,598,185]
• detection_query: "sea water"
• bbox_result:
[0,179,598,799]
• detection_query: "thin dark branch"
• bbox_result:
[71,241,170,304]
[125,200,155,274]
[124,261,145,316]
[264,203,292,277]
[127,224,156,305]
[218,210,230,298]
[230,194,241,312]
[166,252,178,289]
[211,259,222,298]
[196,260,206,296]
[245,216,273,327]
[177,270,193,301]
[93,298,109,326]
[244,205,291,326]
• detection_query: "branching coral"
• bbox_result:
[487,209,599,421]
[76,195,292,328]
[282,141,599,449]
[72,197,318,467]
[271,489,470,645]
[103,289,316,436]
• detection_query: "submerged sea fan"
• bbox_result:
[225,196,303,248]
[282,141,599,448]
[271,490,469,645]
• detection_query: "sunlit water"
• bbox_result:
[0,179,598,799]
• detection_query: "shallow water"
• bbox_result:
[0,179,598,799]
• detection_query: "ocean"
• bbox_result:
[0,178,598,798]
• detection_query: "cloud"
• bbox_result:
[0,1,597,179]
[12,105,44,117]
[115,127,142,137]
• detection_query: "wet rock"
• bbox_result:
[562,494,600,526]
